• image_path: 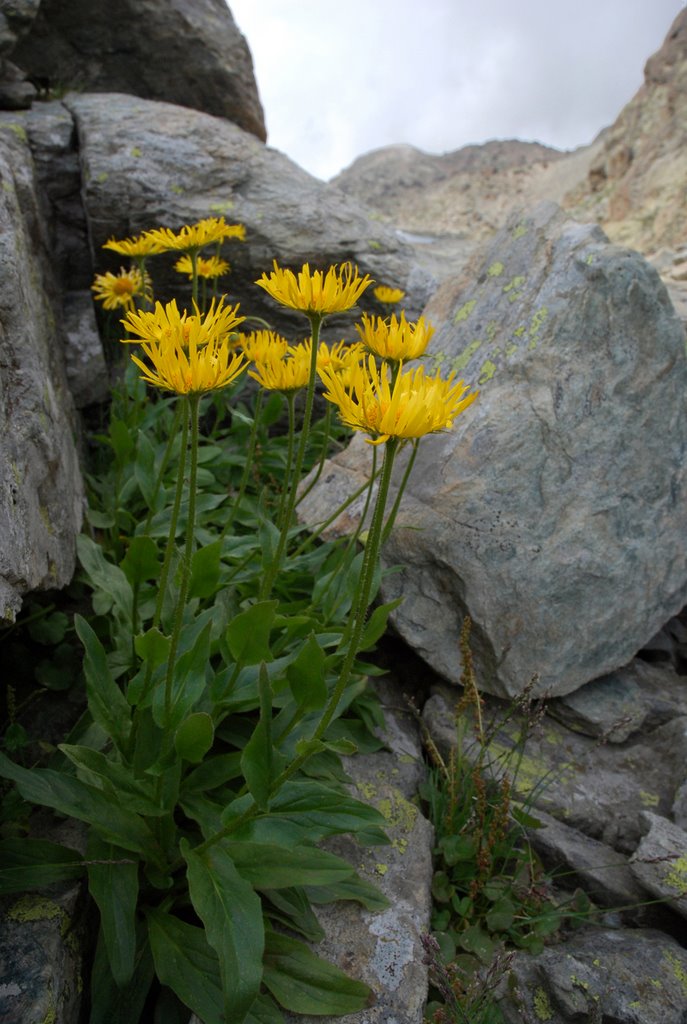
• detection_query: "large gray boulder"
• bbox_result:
[300,202,687,699]
[10,0,266,139]
[0,117,83,621]
[64,92,433,334]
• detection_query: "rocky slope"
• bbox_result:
[331,8,687,268]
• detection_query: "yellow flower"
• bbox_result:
[355,311,434,363]
[255,261,372,317]
[120,298,246,394]
[174,254,230,279]
[373,285,405,304]
[91,266,152,311]
[319,355,477,445]
[248,341,311,392]
[102,233,166,258]
[144,217,246,254]
[315,339,365,375]
[121,298,243,349]
[240,330,289,363]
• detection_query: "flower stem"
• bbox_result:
[221,388,263,538]
[163,393,201,727]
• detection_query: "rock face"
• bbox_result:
[9,0,266,139]
[0,116,83,621]
[299,203,687,699]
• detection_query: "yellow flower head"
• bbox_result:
[121,297,243,350]
[120,298,246,394]
[255,261,372,318]
[319,355,477,445]
[373,285,405,304]
[240,329,289,363]
[315,339,365,376]
[91,266,153,311]
[144,217,246,254]
[174,254,230,279]
[248,341,311,392]
[102,233,166,258]
[355,311,434,363]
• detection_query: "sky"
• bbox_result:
[228,0,684,181]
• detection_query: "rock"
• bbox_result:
[422,690,687,854]
[0,0,40,58]
[300,202,687,700]
[0,884,87,1024]
[0,116,83,621]
[10,0,266,139]
[631,812,687,920]
[525,808,648,914]
[499,926,687,1024]
[547,658,687,743]
[0,59,35,109]
[62,290,109,408]
[63,92,432,335]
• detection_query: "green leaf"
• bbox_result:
[358,598,403,651]
[262,888,325,943]
[241,663,282,811]
[151,621,211,730]
[458,925,495,962]
[485,897,516,932]
[286,633,327,711]
[225,601,278,664]
[263,930,371,1015]
[27,610,68,645]
[121,536,160,586]
[89,920,154,1024]
[439,833,477,866]
[77,534,133,621]
[59,744,165,817]
[134,430,158,506]
[183,840,264,1024]
[227,842,355,889]
[181,752,242,794]
[189,540,222,599]
[305,872,389,912]
[0,752,162,864]
[87,833,139,986]
[175,713,214,763]
[34,642,79,691]
[74,614,132,754]
[511,805,543,829]
[134,627,171,672]
[0,839,84,894]
[147,908,224,1024]
[110,417,135,461]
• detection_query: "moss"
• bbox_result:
[453,299,477,324]
[533,986,553,1020]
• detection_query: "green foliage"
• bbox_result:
[0,248,399,1024]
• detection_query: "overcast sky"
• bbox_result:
[229,0,684,181]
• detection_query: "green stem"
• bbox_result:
[277,392,297,531]
[220,389,263,538]
[163,394,201,727]
[152,401,190,632]
[382,437,418,543]
[295,402,332,507]
[289,461,382,560]
[275,437,400,782]
[259,314,322,598]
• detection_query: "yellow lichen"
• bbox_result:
[450,339,481,372]
[479,360,496,383]
[8,895,65,924]
[665,855,687,893]
[639,790,659,807]
[533,986,553,1020]
[664,951,687,996]
[512,223,527,239]
[453,299,477,324]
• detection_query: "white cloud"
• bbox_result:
[229,0,684,179]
